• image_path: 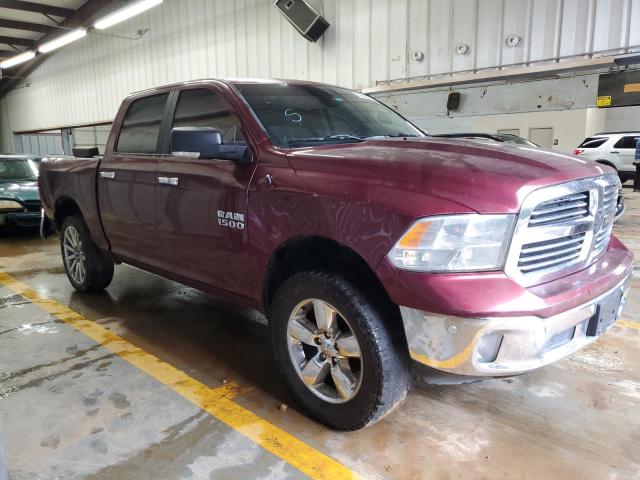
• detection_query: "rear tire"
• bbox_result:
[60,215,114,292]
[270,271,412,430]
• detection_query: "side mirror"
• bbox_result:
[171,127,222,158]
[171,127,252,163]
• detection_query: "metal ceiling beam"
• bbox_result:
[0,18,56,33]
[0,49,22,57]
[0,34,35,47]
[0,1,75,18]
[362,57,616,94]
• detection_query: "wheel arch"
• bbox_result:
[262,235,398,319]
[53,195,83,229]
[595,159,618,171]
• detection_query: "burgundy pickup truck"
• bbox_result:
[38,79,633,430]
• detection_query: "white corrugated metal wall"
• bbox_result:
[71,124,112,154]
[1,0,638,149]
[14,134,64,156]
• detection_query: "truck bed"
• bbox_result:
[38,156,109,250]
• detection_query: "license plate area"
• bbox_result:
[586,289,624,337]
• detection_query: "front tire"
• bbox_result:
[60,215,114,292]
[270,271,412,430]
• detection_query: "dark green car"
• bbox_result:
[0,155,42,232]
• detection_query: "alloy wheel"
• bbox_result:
[286,298,363,404]
[63,225,86,285]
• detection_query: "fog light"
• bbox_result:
[543,326,575,353]
[477,333,503,363]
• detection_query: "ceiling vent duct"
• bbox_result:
[274,0,330,42]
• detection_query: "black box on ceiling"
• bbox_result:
[274,0,330,42]
[447,92,461,111]
[597,70,640,108]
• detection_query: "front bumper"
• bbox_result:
[398,247,633,376]
[0,211,41,228]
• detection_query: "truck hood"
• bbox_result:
[287,137,610,214]
[0,180,40,203]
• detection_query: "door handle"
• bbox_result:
[610,151,620,154]
[157,176,179,186]
[100,171,115,179]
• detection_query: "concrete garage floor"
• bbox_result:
[1,189,639,480]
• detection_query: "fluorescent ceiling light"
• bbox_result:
[1,51,36,69]
[94,0,163,30]
[38,28,87,54]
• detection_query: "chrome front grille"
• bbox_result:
[505,175,621,287]
[592,224,613,258]
[528,192,589,227]
[22,199,41,212]
[603,185,618,217]
[590,185,619,258]
[517,232,586,273]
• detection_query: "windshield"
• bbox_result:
[0,158,38,181]
[234,83,424,147]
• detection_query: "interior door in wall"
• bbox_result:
[528,127,554,149]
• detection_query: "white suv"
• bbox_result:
[574,132,639,182]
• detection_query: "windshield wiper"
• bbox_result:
[286,134,366,147]
[323,134,366,141]
[284,133,421,147]
[383,133,420,138]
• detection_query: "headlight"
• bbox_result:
[0,200,23,212]
[388,214,515,272]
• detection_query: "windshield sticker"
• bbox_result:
[284,109,303,123]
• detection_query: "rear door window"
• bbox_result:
[172,89,246,144]
[116,93,169,154]
[578,137,608,148]
[613,136,640,149]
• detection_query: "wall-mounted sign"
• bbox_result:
[597,71,640,108]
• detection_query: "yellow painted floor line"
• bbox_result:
[618,319,640,331]
[0,272,361,480]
